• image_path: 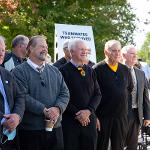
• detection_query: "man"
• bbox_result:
[138,58,150,83]
[12,35,69,150]
[60,39,101,150]
[122,45,150,150]
[93,40,133,150]
[0,36,25,149]
[2,35,29,71]
[53,40,71,69]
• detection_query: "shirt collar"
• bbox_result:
[70,59,84,68]
[27,58,45,72]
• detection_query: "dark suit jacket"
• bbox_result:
[133,67,150,126]
[0,66,25,130]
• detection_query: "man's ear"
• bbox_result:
[70,49,73,57]
[104,49,109,57]
[29,46,34,53]
[122,53,126,59]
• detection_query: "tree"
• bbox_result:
[138,32,150,65]
[0,0,137,62]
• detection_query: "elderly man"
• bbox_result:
[93,40,133,150]
[60,39,101,150]
[0,36,25,150]
[12,35,69,150]
[53,40,71,69]
[2,35,29,71]
[122,45,150,150]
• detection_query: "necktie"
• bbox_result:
[37,65,44,73]
[130,68,137,107]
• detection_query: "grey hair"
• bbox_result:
[0,36,5,44]
[12,35,29,48]
[121,45,136,54]
[63,40,70,51]
[68,39,86,51]
[104,40,121,51]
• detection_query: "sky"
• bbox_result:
[128,0,150,49]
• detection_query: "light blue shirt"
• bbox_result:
[0,76,10,124]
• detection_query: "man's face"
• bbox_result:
[0,41,5,64]
[71,42,88,63]
[64,48,72,60]
[20,39,29,58]
[105,44,121,64]
[124,48,137,66]
[30,38,48,62]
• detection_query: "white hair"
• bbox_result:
[104,40,121,51]
[121,45,136,54]
[0,36,5,44]
[68,39,86,51]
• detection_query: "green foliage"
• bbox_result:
[138,32,150,65]
[0,0,136,62]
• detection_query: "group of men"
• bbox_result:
[0,34,150,150]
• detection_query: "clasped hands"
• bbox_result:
[75,109,91,126]
[43,107,60,124]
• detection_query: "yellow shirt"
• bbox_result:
[107,63,118,72]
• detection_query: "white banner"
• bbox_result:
[54,23,96,63]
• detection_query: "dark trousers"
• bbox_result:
[0,141,13,150]
[18,127,64,150]
[125,109,140,150]
[97,116,128,150]
[0,128,20,150]
[62,114,97,150]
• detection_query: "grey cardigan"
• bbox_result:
[12,62,69,130]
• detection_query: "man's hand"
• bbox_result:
[3,113,20,132]
[75,109,91,126]
[76,117,90,126]
[45,107,60,123]
[96,118,100,131]
[143,120,150,126]
[43,107,49,119]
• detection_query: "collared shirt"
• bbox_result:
[70,59,83,68]
[0,76,10,124]
[27,58,45,73]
